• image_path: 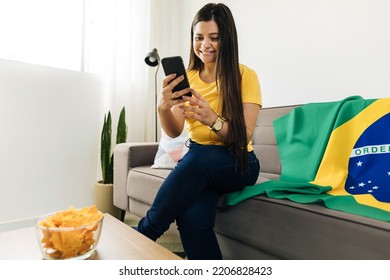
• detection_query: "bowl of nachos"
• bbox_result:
[36,205,104,260]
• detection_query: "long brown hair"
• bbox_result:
[188,3,248,172]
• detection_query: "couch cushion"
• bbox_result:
[215,195,390,259]
[251,105,295,179]
[128,166,171,205]
[253,145,281,180]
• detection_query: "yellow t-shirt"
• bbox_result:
[186,64,262,151]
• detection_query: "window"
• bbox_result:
[0,0,84,71]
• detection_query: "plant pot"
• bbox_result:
[94,181,121,219]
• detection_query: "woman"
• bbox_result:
[136,3,262,260]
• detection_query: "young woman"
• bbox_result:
[136,3,262,260]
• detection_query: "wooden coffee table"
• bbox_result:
[0,213,181,260]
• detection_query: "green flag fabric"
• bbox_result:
[225,96,390,221]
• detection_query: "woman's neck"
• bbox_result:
[200,63,217,83]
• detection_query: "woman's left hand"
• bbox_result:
[180,89,218,127]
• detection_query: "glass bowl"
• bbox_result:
[36,207,104,260]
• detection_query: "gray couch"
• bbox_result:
[113,105,390,259]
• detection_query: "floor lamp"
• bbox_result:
[144,48,160,142]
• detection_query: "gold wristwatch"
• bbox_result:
[209,116,224,132]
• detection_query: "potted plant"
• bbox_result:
[95,107,127,219]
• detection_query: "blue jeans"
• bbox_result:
[136,140,260,259]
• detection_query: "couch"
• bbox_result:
[113,105,390,259]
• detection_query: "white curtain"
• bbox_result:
[83,0,186,142]
[83,0,152,141]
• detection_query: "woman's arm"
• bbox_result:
[243,103,261,141]
[207,103,260,143]
[181,90,261,143]
[158,74,191,138]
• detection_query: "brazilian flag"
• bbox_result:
[225,96,390,221]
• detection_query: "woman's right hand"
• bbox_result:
[158,74,190,138]
[159,74,190,112]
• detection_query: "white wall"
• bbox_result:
[170,0,390,106]
[0,59,102,230]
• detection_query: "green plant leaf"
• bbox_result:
[100,108,127,185]
[116,106,127,144]
[101,111,112,184]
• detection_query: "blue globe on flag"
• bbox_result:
[345,113,390,202]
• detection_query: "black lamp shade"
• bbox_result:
[145,48,160,67]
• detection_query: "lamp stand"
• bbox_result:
[154,64,159,142]
[144,48,160,142]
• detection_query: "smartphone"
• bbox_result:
[161,56,192,99]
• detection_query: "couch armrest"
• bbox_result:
[113,142,159,210]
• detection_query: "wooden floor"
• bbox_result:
[123,212,185,257]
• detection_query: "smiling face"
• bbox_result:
[192,20,220,66]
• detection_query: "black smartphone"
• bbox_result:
[161,56,192,98]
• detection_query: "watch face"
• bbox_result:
[213,118,223,131]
